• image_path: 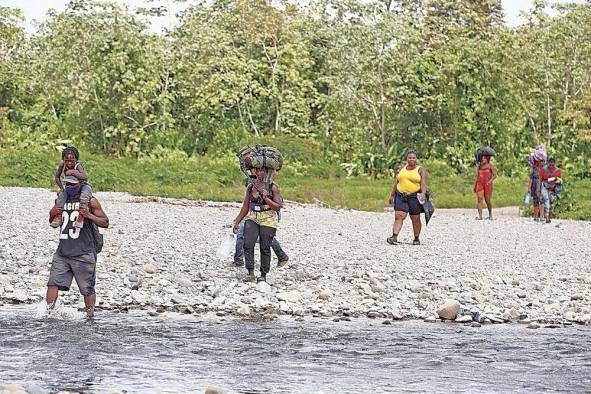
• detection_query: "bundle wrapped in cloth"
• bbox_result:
[527,145,547,167]
[236,144,284,185]
[474,146,496,163]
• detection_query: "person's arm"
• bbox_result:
[262,184,283,212]
[418,167,427,203]
[232,191,250,233]
[80,197,109,228]
[473,167,479,192]
[54,162,65,191]
[388,176,398,205]
[489,165,497,183]
[65,163,87,181]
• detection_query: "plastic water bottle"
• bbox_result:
[216,231,235,261]
[523,193,530,205]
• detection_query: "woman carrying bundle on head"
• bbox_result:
[473,147,497,220]
[233,147,284,283]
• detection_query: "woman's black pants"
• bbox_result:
[243,219,277,275]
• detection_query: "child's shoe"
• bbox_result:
[50,216,62,228]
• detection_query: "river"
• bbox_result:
[1,305,590,393]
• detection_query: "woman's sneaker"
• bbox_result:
[386,235,398,245]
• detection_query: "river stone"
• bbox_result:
[318,289,332,300]
[370,278,385,293]
[571,294,584,301]
[143,264,156,274]
[277,290,302,302]
[131,290,148,304]
[455,315,473,323]
[470,322,482,328]
[256,281,272,294]
[204,389,224,394]
[237,305,251,316]
[436,299,460,320]
[527,322,540,329]
[577,314,591,324]
[0,384,29,394]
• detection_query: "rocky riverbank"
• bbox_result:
[1,187,590,327]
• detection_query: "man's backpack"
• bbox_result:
[90,221,104,254]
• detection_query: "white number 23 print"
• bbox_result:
[59,211,81,240]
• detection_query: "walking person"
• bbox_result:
[527,158,544,221]
[47,176,109,317]
[232,167,283,282]
[387,150,428,245]
[473,153,497,220]
[233,218,289,268]
[540,157,562,223]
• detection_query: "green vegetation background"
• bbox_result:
[0,1,589,219]
[1,147,588,220]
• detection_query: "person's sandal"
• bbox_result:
[386,235,398,245]
[257,275,267,283]
[412,239,420,245]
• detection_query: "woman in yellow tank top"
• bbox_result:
[387,150,428,245]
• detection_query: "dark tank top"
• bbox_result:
[57,196,96,257]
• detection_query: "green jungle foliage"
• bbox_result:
[0,1,589,219]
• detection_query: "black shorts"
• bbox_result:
[393,192,421,215]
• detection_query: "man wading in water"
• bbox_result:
[47,176,109,317]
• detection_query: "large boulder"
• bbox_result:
[436,299,461,320]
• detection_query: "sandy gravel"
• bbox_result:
[0,186,590,325]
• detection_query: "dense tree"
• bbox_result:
[0,0,589,177]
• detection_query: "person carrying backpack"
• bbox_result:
[47,176,109,318]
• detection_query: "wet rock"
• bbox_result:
[237,305,251,316]
[571,294,584,301]
[455,315,473,323]
[367,311,381,319]
[470,322,481,328]
[436,299,460,320]
[204,387,225,394]
[527,322,540,329]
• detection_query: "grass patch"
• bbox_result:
[0,148,588,220]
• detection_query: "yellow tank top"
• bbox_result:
[396,165,421,194]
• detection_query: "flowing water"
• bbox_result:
[1,305,590,393]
